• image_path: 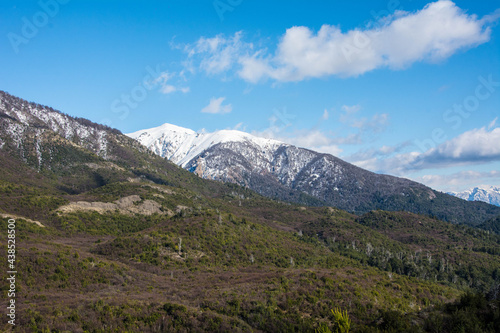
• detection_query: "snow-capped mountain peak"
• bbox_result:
[448,185,500,206]
[127,123,285,167]
[127,121,437,213]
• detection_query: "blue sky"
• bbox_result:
[1,0,499,192]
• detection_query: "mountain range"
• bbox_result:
[1,90,500,332]
[128,122,500,226]
[1,88,498,227]
[448,185,500,207]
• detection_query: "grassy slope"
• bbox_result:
[1,173,499,331]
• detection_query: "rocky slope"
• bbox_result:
[0,90,230,198]
[0,91,114,163]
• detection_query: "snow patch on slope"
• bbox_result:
[0,96,110,159]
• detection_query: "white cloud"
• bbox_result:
[312,144,344,156]
[253,127,343,156]
[251,109,346,156]
[341,104,361,114]
[160,85,177,94]
[178,2,498,84]
[345,142,414,173]
[201,97,232,114]
[187,31,252,75]
[415,170,500,192]
[153,71,174,84]
[231,122,244,131]
[237,1,498,82]
[281,129,333,149]
[347,121,500,176]
[238,51,272,83]
[488,117,498,130]
[151,71,190,95]
[339,104,389,136]
[351,113,389,133]
[159,85,191,94]
[418,125,500,165]
[251,104,391,157]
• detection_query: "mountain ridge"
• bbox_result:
[0,89,499,226]
[448,185,500,207]
[127,122,500,226]
[128,123,285,167]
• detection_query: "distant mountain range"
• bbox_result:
[448,186,500,207]
[128,122,500,226]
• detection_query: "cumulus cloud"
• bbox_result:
[416,125,500,166]
[238,51,272,83]
[201,97,232,114]
[179,2,498,84]
[237,0,498,82]
[347,122,500,176]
